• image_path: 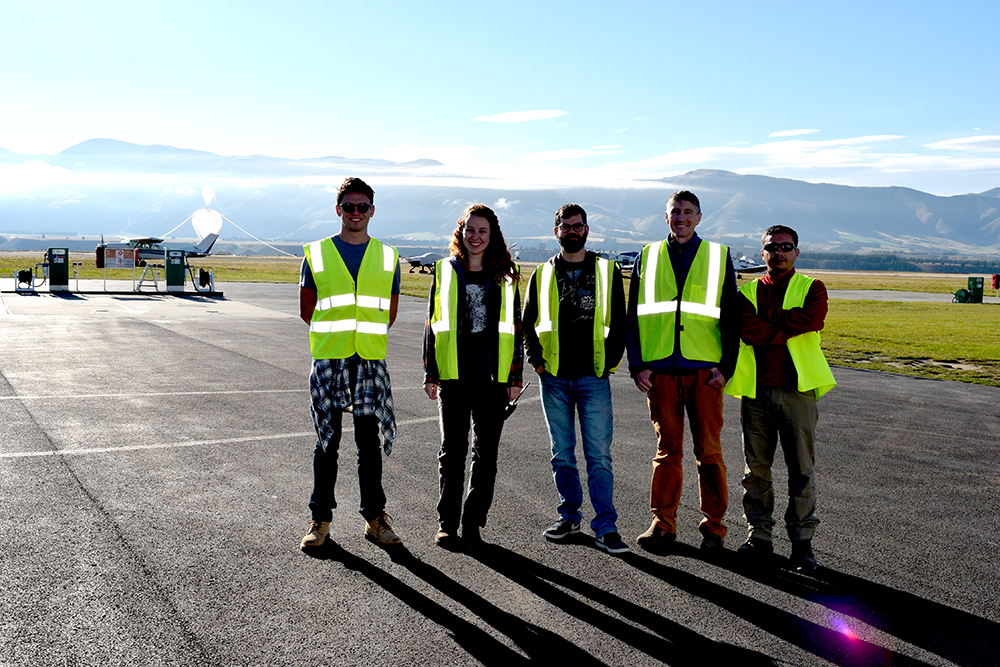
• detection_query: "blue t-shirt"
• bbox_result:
[300,236,401,294]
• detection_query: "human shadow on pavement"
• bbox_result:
[468,544,776,666]
[626,547,937,667]
[304,540,603,665]
[679,546,999,667]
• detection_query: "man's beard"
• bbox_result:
[559,231,588,254]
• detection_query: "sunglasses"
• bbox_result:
[557,222,586,233]
[340,202,372,214]
[763,242,796,253]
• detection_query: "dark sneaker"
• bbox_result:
[737,537,774,563]
[790,539,818,573]
[461,524,483,548]
[595,532,630,554]
[542,518,581,540]
[699,533,725,554]
[636,521,676,552]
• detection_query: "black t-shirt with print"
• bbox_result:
[458,268,491,381]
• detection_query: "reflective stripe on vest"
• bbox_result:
[532,256,614,376]
[429,260,516,382]
[636,240,727,362]
[724,273,837,400]
[305,237,397,360]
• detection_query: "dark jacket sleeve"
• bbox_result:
[422,273,439,384]
[624,253,646,377]
[508,283,524,387]
[522,269,543,372]
[717,249,741,380]
[604,263,627,376]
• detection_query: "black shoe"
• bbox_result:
[790,539,817,573]
[462,524,483,547]
[542,518,582,541]
[595,531,630,554]
[699,533,725,554]
[737,537,774,563]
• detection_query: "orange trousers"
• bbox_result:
[646,369,728,539]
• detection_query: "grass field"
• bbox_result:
[3,251,998,387]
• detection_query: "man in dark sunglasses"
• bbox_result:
[299,177,404,551]
[725,225,836,573]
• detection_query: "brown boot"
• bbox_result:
[300,520,330,550]
[365,512,402,546]
[636,520,676,552]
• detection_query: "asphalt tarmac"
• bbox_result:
[2,283,998,666]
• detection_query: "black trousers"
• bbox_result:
[436,380,508,532]
[309,412,384,523]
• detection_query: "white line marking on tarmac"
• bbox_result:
[1,416,441,459]
[0,389,306,401]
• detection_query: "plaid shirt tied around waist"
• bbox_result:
[310,357,397,455]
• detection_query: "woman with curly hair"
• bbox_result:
[422,203,523,549]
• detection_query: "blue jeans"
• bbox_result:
[539,373,618,537]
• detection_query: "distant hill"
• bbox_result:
[1,140,998,257]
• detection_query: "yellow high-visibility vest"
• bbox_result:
[429,259,517,382]
[531,256,618,376]
[725,272,837,400]
[636,239,727,362]
[304,237,397,360]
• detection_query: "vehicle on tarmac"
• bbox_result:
[95,205,224,267]
[733,255,767,276]
[403,252,444,273]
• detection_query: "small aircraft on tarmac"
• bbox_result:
[733,255,767,276]
[403,252,444,273]
[610,250,767,277]
[98,234,219,263]
[96,205,223,267]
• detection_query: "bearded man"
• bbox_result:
[523,204,629,554]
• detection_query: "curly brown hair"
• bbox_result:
[448,203,519,286]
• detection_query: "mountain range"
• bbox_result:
[2,138,999,257]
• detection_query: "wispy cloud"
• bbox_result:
[617,135,907,171]
[474,110,566,123]
[519,148,625,164]
[924,135,1000,152]
[614,128,629,133]
[769,129,820,138]
[493,197,518,210]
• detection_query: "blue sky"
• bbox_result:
[3,0,999,195]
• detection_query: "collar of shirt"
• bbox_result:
[761,268,796,286]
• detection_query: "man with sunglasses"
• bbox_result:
[299,177,404,551]
[524,204,629,554]
[725,225,836,572]
[626,191,740,554]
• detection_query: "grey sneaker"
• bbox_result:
[300,520,330,549]
[542,518,582,540]
[595,531,630,554]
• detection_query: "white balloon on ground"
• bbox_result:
[192,208,224,240]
